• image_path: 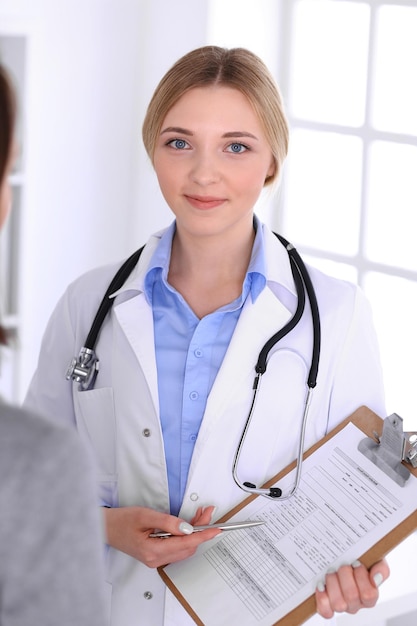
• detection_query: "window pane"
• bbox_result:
[363,271,417,430]
[365,141,417,270]
[372,5,417,136]
[283,129,362,255]
[290,0,370,126]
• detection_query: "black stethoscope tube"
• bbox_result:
[85,246,144,350]
[255,235,320,387]
[232,233,321,499]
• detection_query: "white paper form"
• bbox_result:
[162,422,417,626]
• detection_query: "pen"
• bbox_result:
[149,520,265,538]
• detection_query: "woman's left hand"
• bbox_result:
[315,559,390,619]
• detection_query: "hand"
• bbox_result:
[315,559,390,618]
[103,505,220,569]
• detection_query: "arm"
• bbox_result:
[327,285,386,430]
[23,276,221,570]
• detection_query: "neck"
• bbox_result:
[167,218,256,318]
[169,220,255,282]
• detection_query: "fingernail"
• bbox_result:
[326,568,336,575]
[210,506,217,522]
[352,560,362,568]
[373,573,384,587]
[179,522,193,535]
[316,581,325,593]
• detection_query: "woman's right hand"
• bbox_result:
[102,505,220,568]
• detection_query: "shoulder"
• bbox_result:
[64,229,167,304]
[306,263,369,319]
[262,224,366,315]
[0,402,94,527]
[0,402,89,473]
[48,231,165,332]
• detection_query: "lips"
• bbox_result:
[185,194,226,210]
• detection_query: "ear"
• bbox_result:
[265,158,277,184]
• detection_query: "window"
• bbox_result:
[279,0,417,426]
[209,0,417,426]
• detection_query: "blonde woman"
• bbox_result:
[25,47,389,625]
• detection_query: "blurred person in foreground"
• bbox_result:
[0,63,107,626]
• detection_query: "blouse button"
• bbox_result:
[142,428,151,437]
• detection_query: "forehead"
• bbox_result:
[161,86,263,131]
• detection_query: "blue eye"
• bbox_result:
[168,138,189,150]
[227,142,248,153]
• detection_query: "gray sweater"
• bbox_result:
[0,401,107,625]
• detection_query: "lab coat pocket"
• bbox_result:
[74,388,118,497]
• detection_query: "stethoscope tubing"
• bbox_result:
[67,232,321,501]
[85,246,144,350]
[232,234,321,499]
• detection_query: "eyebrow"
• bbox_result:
[160,126,259,140]
[160,126,193,136]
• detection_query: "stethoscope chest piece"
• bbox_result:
[66,347,99,391]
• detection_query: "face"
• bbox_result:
[153,86,275,240]
[0,142,16,230]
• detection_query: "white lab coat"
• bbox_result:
[24,224,386,626]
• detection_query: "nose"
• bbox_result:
[189,149,221,186]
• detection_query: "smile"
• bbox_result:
[185,195,226,210]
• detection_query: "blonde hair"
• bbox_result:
[142,46,289,186]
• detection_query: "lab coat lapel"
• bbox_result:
[109,235,162,413]
[112,293,159,413]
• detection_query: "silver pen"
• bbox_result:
[149,520,265,538]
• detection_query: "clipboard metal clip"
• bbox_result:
[358,413,417,487]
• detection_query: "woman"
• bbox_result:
[24,46,389,625]
[0,64,107,625]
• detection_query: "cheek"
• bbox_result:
[0,180,12,229]
[235,167,269,197]
[154,155,187,194]
[155,169,174,195]
[154,156,173,186]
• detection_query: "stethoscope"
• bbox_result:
[66,233,321,501]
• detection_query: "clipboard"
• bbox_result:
[159,406,417,625]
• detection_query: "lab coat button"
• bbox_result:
[142,428,151,437]
[190,492,199,501]
[143,591,153,600]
